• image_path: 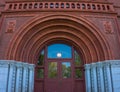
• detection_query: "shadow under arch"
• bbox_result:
[5,14,113,64]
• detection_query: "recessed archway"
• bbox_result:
[5,14,113,64]
[5,14,113,92]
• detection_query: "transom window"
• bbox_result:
[47,44,72,58]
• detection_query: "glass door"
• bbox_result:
[35,43,85,92]
[45,43,74,92]
[45,60,73,92]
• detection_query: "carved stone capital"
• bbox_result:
[96,62,103,68]
[15,62,23,68]
[91,63,97,68]
[109,60,120,66]
[0,60,10,67]
[29,64,35,70]
[84,64,91,70]
[102,61,110,67]
[23,63,29,68]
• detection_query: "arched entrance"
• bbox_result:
[5,14,113,92]
[35,43,85,92]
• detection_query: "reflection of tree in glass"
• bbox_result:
[38,54,44,66]
[75,69,82,78]
[62,64,71,78]
[48,62,57,78]
[75,51,82,66]
[37,69,44,78]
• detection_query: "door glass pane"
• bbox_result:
[75,69,82,78]
[37,50,44,66]
[37,69,44,78]
[62,62,71,78]
[48,62,57,78]
[74,50,82,66]
[48,44,72,58]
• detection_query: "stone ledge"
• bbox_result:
[0,60,35,92]
[85,60,120,92]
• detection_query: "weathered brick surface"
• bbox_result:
[0,0,120,62]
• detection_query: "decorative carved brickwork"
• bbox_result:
[5,1,114,13]
[6,20,16,33]
[103,21,113,34]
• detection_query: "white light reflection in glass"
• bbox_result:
[57,53,62,58]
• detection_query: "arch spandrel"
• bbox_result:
[5,14,113,64]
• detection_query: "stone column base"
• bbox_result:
[0,60,35,92]
[85,60,120,92]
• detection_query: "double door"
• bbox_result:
[45,59,74,92]
[34,43,85,92]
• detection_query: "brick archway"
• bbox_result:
[5,14,113,64]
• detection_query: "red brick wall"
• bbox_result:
[0,0,120,61]
[108,0,120,16]
[108,0,120,6]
